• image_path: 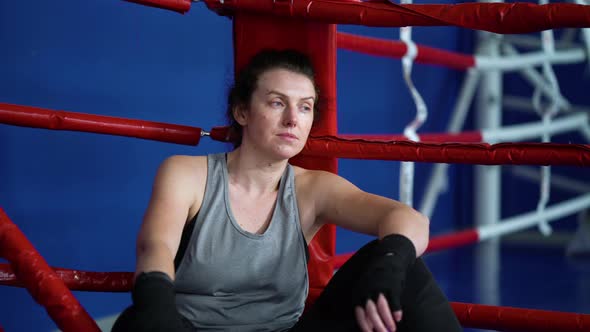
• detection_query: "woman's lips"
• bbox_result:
[277,133,298,140]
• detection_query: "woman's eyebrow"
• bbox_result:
[266,90,285,97]
[267,90,315,101]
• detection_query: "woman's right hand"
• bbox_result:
[355,293,401,332]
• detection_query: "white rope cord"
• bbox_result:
[501,43,572,112]
[398,12,428,207]
[536,114,553,236]
[400,30,426,142]
[420,37,586,218]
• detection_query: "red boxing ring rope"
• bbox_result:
[0,102,203,146]
[340,132,483,143]
[2,259,590,331]
[337,32,476,70]
[338,31,588,72]
[451,302,590,332]
[0,263,133,292]
[124,0,192,14]
[127,0,590,34]
[303,135,590,166]
[2,103,589,166]
[203,0,590,33]
[0,209,101,332]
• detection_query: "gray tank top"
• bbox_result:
[174,153,309,331]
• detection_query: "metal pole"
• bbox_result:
[474,29,502,307]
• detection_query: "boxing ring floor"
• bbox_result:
[427,241,590,314]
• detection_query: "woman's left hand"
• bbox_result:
[355,293,401,332]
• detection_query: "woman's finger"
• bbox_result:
[377,293,397,331]
[355,305,373,332]
[366,299,388,332]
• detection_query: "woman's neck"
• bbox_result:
[226,147,287,195]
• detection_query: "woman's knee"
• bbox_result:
[111,305,139,332]
[399,258,461,332]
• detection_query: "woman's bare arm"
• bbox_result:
[308,170,429,256]
[134,155,205,280]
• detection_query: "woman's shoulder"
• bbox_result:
[292,165,340,190]
[292,166,358,200]
[293,165,337,179]
[153,155,209,217]
[292,166,348,233]
[292,165,313,183]
[159,154,207,174]
[153,155,208,189]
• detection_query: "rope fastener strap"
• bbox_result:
[124,0,193,13]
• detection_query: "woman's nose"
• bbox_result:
[283,105,298,127]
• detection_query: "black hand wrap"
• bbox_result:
[131,271,193,332]
[355,234,417,312]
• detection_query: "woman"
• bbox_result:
[112,49,461,332]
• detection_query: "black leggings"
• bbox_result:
[290,239,462,331]
[112,240,461,332]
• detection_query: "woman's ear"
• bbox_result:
[233,105,248,126]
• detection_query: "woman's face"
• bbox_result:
[235,68,316,160]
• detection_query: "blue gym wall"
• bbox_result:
[1,1,588,331]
